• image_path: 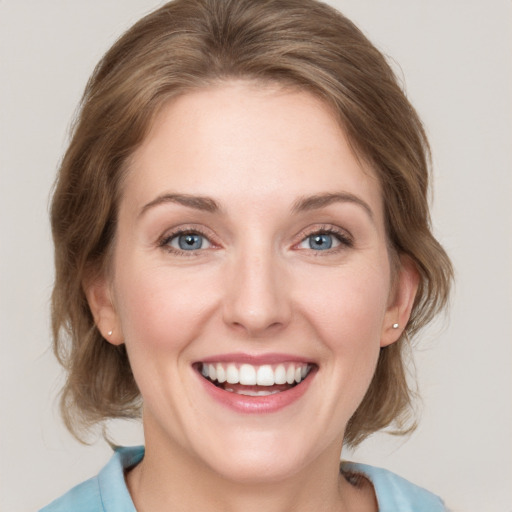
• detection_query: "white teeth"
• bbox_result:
[239,364,257,385]
[274,365,286,385]
[201,362,311,387]
[226,364,239,384]
[225,388,281,396]
[216,363,226,383]
[256,365,274,386]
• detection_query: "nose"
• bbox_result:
[222,247,292,337]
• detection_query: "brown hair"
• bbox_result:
[51,0,452,445]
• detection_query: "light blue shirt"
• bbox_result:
[40,446,446,511]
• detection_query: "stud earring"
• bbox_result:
[392,323,399,329]
[107,330,113,336]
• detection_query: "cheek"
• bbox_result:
[114,263,217,352]
[297,264,390,354]
[111,264,221,411]
[292,264,391,434]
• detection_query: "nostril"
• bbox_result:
[229,319,286,337]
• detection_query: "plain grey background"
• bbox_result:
[1,1,511,511]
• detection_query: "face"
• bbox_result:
[89,82,416,483]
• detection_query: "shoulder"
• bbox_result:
[39,446,144,512]
[341,461,446,512]
[39,477,101,512]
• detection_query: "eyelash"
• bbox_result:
[158,224,353,256]
[294,225,354,253]
[158,227,217,257]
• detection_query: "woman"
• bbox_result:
[42,0,452,510]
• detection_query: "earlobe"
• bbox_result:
[381,256,420,347]
[84,275,124,345]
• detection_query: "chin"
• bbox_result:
[185,423,332,486]
[204,447,308,485]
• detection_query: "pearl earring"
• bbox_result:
[107,330,113,336]
[392,323,399,329]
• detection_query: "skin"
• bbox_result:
[87,81,418,512]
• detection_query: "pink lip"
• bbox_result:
[195,361,317,414]
[197,352,312,365]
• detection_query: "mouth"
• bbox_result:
[195,361,316,397]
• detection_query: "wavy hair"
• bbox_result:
[51,0,453,445]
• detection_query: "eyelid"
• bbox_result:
[157,223,353,256]
[168,232,212,251]
[158,224,220,255]
[293,224,354,250]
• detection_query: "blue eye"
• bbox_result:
[167,232,211,251]
[297,230,350,252]
[178,234,203,250]
[308,233,335,250]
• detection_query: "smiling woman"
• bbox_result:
[42,1,452,511]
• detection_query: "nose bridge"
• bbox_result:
[223,238,290,335]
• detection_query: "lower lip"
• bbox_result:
[196,368,317,414]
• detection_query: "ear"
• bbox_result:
[84,274,124,346]
[380,256,420,348]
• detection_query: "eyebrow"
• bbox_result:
[139,191,374,221]
[139,193,221,217]
[292,192,374,221]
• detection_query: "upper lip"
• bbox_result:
[196,353,315,365]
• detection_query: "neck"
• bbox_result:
[126,438,360,512]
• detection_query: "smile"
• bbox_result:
[201,361,311,388]
[195,359,316,407]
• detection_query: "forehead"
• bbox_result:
[123,81,383,219]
